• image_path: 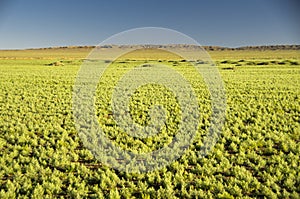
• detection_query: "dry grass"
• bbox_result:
[1,46,299,61]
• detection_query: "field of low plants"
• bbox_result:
[0,48,299,198]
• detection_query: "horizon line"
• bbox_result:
[1,44,300,51]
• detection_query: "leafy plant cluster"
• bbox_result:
[217,59,300,67]
[0,59,299,198]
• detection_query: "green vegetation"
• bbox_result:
[0,48,299,198]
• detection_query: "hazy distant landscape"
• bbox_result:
[1,44,300,59]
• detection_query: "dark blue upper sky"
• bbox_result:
[0,0,299,49]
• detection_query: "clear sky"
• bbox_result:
[0,0,299,49]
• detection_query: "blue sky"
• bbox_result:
[0,0,299,49]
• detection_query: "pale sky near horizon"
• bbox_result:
[0,0,299,49]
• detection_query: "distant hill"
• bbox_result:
[31,44,300,51]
